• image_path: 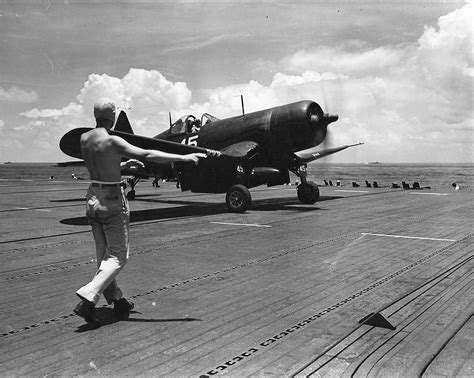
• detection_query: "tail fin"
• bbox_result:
[114,111,134,134]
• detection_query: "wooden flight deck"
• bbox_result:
[0,179,472,376]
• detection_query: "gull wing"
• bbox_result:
[59,127,220,160]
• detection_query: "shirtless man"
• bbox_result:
[74,98,207,323]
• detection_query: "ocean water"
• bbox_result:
[0,162,472,191]
[306,163,473,191]
[0,163,90,181]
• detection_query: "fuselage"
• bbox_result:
[159,100,327,168]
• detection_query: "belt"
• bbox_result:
[90,180,123,188]
[91,183,121,187]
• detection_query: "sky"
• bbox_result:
[0,1,472,163]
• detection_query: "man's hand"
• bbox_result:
[206,149,222,157]
[121,159,145,169]
[183,153,207,165]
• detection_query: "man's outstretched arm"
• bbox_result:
[112,136,207,165]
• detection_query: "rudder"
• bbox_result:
[114,111,134,134]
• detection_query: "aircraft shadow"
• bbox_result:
[50,193,162,203]
[60,195,341,226]
[50,198,85,203]
[75,308,201,332]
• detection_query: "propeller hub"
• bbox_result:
[324,113,338,124]
[310,114,321,123]
[310,113,338,127]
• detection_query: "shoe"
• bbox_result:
[74,299,96,323]
[114,298,134,320]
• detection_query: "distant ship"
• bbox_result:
[368,161,382,164]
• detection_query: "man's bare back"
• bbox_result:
[81,128,124,182]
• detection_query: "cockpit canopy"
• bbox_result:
[201,113,219,125]
[170,113,219,134]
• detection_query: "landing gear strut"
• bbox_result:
[295,164,319,204]
[126,177,140,200]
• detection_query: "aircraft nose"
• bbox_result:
[307,107,338,147]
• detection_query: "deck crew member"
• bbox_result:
[74,98,207,323]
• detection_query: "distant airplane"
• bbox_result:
[60,99,362,212]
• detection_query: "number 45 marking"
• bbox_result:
[181,135,198,146]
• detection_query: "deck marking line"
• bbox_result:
[410,192,449,196]
[361,232,455,242]
[211,222,272,228]
[35,209,51,212]
[15,207,30,210]
[335,190,370,193]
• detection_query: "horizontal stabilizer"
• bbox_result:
[54,160,85,167]
[294,143,363,163]
[120,166,150,179]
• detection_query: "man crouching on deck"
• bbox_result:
[74,97,207,323]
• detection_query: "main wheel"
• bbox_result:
[297,181,320,204]
[126,189,136,200]
[226,184,251,213]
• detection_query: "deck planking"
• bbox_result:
[0,178,472,377]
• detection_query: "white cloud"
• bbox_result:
[121,68,192,133]
[271,71,349,87]
[0,86,38,103]
[281,46,405,77]
[21,102,83,120]
[77,73,126,109]
[409,3,473,125]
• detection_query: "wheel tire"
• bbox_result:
[297,181,320,204]
[226,184,251,213]
[126,189,136,201]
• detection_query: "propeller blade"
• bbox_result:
[295,143,364,163]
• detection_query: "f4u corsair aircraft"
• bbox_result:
[60,100,362,212]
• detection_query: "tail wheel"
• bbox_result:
[226,184,251,213]
[297,181,320,204]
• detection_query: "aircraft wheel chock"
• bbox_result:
[226,184,251,213]
[297,181,320,204]
[127,189,136,201]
